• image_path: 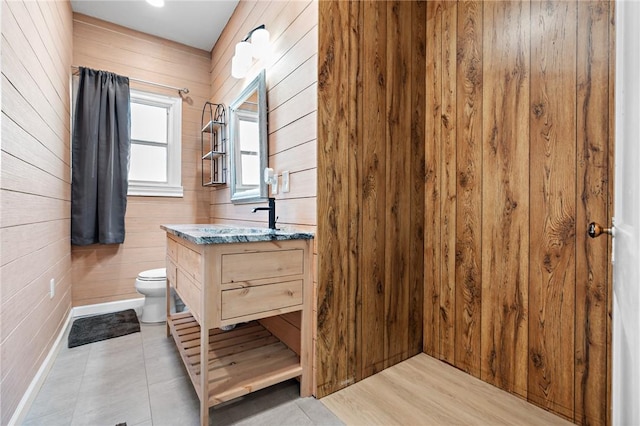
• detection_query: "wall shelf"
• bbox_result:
[201,102,227,186]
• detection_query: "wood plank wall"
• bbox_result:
[208,0,317,231]
[317,0,426,398]
[0,1,74,423]
[208,0,318,389]
[424,2,613,424]
[71,14,212,306]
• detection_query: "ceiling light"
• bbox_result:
[146,0,164,7]
[231,25,270,79]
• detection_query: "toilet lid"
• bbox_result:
[137,268,166,281]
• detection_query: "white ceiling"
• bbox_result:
[71,0,239,52]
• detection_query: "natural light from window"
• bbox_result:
[127,90,182,197]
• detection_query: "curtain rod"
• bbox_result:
[71,65,189,95]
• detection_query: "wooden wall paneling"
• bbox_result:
[424,0,443,359]
[3,1,70,139]
[439,0,457,365]
[479,0,529,397]
[1,77,68,168]
[209,1,259,72]
[384,0,412,368]
[0,281,71,424]
[268,55,317,109]
[1,114,69,183]
[72,14,211,306]
[1,1,73,420]
[22,1,71,115]
[0,188,70,229]
[347,0,362,384]
[0,219,67,267]
[269,141,316,174]
[268,84,318,133]
[1,252,70,342]
[316,0,352,398]
[408,0,426,360]
[361,0,387,379]
[265,1,317,81]
[209,0,317,232]
[209,0,277,95]
[1,151,70,201]
[454,0,482,378]
[269,112,317,155]
[210,0,310,107]
[528,1,577,418]
[574,2,610,425]
[0,238,69,303]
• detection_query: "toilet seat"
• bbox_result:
[137,268,166,281]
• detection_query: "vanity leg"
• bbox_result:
[200,324,210,426]
[166,278,171,338]
[300,240,315,397]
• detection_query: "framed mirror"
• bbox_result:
[229,69,268,203]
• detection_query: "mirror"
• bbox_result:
[229,69,268,203]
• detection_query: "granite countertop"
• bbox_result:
[160,224,315,245]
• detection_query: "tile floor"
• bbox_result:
[23,321,344,426]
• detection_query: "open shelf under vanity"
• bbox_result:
[167,311,302,406]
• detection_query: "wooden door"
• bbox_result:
[424,1,613,424]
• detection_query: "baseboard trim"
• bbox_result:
[8,309,73,426]
[72,297,144,318]
[9,298,146,425]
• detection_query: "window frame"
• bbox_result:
[128,89,183,197]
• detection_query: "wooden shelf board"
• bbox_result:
[167,312,302,408]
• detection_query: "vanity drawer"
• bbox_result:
[176,270,201,323]
[167,237,178,261]
[221,280,303,320]
[221,249,303,284]
[178,244,202,284]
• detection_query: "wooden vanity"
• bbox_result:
[161,225,314,426]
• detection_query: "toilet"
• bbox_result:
[134,268,175,323]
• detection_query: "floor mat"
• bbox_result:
[68,309,140,348]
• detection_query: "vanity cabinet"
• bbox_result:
[162,225,314,426]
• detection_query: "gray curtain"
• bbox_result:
[71,67,131,246]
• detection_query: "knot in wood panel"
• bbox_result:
[530,350,545,369]
[533,102,545,118]
[318,43,334,91]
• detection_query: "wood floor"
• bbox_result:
[321,354,572,426]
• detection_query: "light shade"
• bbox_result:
[231,26,270,79]
[231,54,251,79]
[251,28,270,59]
[235,41,252,59]
[232,41,253,78]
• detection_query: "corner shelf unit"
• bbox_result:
[201,102,227,186]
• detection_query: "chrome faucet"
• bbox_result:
[252,198,277,230]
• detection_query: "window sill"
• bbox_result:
[128,184,183,198]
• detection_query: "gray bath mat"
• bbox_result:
[68,309,140,348]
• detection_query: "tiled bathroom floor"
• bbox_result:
[22,321,344,426]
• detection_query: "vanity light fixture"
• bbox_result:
[231,24,270,79]
[146,0,165,7]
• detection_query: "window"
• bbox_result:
[128,90,182,197]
